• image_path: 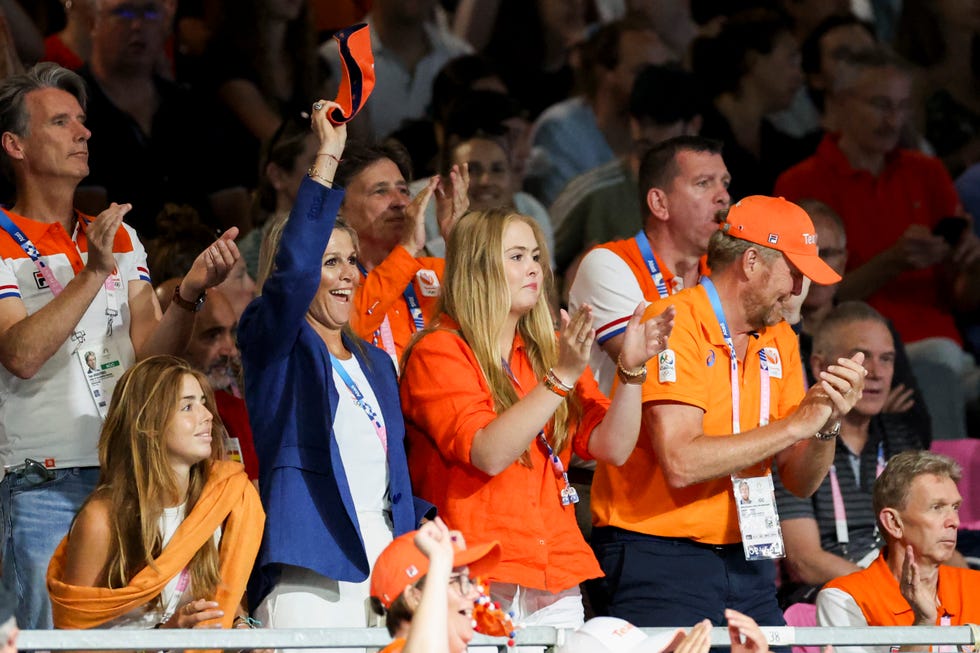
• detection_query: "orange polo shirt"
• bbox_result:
[400,316,608,592]
[824,551,980,626]
[597,236,709,301]
[352,246,445,365]
[591,284,805,544]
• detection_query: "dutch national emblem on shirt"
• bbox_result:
[763,347,782,378]
[658,349,676,383]
[416,269,440,297]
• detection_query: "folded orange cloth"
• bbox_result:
[47,460,264,630]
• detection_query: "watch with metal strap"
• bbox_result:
[172,284,206,312]
[815,419,841,441]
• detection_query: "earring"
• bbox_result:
[64,0,72,10]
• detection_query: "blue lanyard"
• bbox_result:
[329,353,388,454]
[0,208,66,295]
[701,277,771,433]
[634,230,670,298]
[358,263,425,332]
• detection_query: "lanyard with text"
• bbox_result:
[330,353,388,454]
[701,277,770,433]
[0,208,120,341]
[359,264,424,366]
[501,358,579,505]
[634,230,670,298]
[829,441,886,548]
[159,567,191,626]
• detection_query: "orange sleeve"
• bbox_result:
[571,365,611,461]
[399,329,499,467]
[352,246,425,338]
[639,297,710,412]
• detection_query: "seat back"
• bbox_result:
[783,602,820,653]
[930,439,980,529]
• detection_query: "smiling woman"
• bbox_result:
[238,101,432,651]
[46,355,263,630]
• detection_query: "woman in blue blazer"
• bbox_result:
[238,101,432,644]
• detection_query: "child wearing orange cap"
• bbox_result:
[370,518,501,653]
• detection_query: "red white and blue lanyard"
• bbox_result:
[501,358,579,506]
[330,353,388,454]
[358,263,424,360]
[0,208,119,341]
[634,230,670,299]
[829,441,885,548]
[701,277,770,432]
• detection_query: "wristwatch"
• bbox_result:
[815,419,841,441]
[172,284,206,312]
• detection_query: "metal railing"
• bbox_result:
[16,625,980,651]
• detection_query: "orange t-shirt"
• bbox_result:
[352,246,445,365]
[379,637,405,653]
[824,551,980,626]
[399,316,608,592]
[591,284,805,544]
[597,236,709,300]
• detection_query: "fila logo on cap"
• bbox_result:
[768,233,779,244]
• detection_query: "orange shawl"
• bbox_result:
[47,460,264,629]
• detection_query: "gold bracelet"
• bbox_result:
[616,354,648,385]
[542,373,570,398]
[307,165,334,187]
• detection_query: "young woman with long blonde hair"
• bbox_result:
[399,208,674,628]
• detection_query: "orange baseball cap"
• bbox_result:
[720,195,842,285]
[327,23,375,125]
[370,531,501,609]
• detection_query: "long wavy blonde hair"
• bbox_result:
[90,355,225,603]
[410,209,579,460]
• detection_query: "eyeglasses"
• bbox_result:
[105,4,163,22]
[448,572,473,595]
[5,458,56,486]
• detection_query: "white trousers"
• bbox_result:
[256,511,394,653]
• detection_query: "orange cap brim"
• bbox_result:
[784,251,842,285]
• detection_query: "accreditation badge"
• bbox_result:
[732,474,785,561]
[77,340,126,419]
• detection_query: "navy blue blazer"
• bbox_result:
[239,178,433,607]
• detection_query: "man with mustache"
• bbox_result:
[591,196,867,628]
[816,450,980,650]
[775,46,980,439]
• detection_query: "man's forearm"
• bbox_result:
[0,268,107,378]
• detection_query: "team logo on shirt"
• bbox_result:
[763,347,782,378]
[658,349,676,383]
[416,269,440,297]
[706,350,715,367]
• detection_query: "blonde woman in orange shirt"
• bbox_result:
[399,208,674,628]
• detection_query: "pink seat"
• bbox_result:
[930,439,980,529]
[783,602,820,653]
